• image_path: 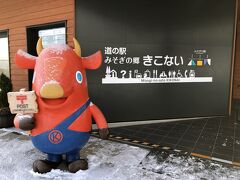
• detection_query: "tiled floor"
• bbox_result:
[107,110,240,163]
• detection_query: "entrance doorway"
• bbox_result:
[26,21,66,90]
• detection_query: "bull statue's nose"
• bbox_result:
[40,81,64,99]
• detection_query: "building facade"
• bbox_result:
[0,0,75,91]
[0,0,239,122]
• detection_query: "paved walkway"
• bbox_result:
[97,110,240,166]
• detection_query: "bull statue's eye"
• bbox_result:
[76,71,83,83]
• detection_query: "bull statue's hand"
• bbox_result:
[98,128,109,140]
[16,115,35,131]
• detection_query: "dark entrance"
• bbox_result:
[26,21,66,90]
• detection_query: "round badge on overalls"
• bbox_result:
[48,130,63,144]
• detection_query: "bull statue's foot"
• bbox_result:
[68,159,88,173]
[33,160,60,173]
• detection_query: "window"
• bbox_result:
[0,31,10,77]
[38,27,66,48]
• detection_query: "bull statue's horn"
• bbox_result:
[36,37,43,56]
[73,37,81,57]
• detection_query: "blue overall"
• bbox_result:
[31,99,91,163]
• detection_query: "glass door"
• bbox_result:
[26,21,66,90]
[0,31,10,77]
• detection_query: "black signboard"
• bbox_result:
[76,0,236,122]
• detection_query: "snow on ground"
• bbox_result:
[142,151,240,180]
[0,133,155,180]
[0,130,240,180]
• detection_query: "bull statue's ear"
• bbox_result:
[72,38,102,69]
[36,37,43,56]
[15,49,36,69]
[82,51,102,70]
[73,38,81,57]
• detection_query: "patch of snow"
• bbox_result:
[0,129,240,180]
[44,80,60,85]
[46,44,71,55]
[0,134,156,180]
[1,127,28,136]
[142,152,240,180]
[17,49,37,60]
[222,138,228,147]
[16,114,33,120]
[0,137,44,180]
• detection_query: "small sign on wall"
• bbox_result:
[7,89,38,114]
[102,48,213,84]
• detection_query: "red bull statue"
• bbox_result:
[13,38,109,173]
